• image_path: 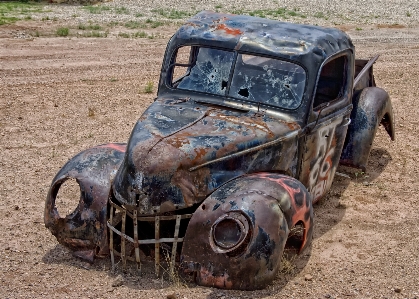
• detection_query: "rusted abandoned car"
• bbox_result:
[45,11,395,290]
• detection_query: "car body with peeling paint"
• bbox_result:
[45,11,395,290]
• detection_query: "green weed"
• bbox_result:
[0,1,44,14]
[132,31,148,38]
[354,171,365,182]
[78,23,102,30]
[83,5,111,14]
[115,6,129,14]
[243,7,306,19]
[108,21,119,27]
[144,81,154,93]
[150,20,164,28]
[0,16,19,25]
[0,0,46,25]
[81,30,107,37]
[118,32,130,38]
[145,18,165,28]
[56,27,69,37]
[151,8,191,19]
[124,20,145,29]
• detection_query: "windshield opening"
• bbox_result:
[171,46,306,109]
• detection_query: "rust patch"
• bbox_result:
[171,167,210,206]
[215,23,242,36]
[198,266,234,289]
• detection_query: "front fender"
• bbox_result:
[181,173,313,290]
[340,87,395,171]
[44,143,126,261]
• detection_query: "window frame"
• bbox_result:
[312,51,351,111]
[167,45,309,111]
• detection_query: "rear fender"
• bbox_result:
[181,173,313,290]
[44,143,126,261]
[340,87,395,171]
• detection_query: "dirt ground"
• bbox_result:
[1,19,419,299]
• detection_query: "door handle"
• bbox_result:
[343,117,351,127]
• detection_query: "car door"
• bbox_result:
[299,53,353,203]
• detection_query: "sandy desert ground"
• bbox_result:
[1,1,419,298]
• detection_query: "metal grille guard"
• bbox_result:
[107,200,192,276]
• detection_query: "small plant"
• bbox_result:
[406,11,411,17]
[356,27,363,31]
[354,171,365,182]
[135,13,143,17]
[41,16,50,21]
[90,24,101,30]
[83,5,111,14]
[244,8,307,19]
[124,20,145,29]
[88,107,95,117]
[115,6,129,14]
[81,78,95,84]
[132,31,148,38]
[108,21,119,27]
[215,4,223,9]
[279,251,296,275]
[56,27,69,37]
[145,19,165,28]
[151,8,191,19]
[118,32,130,38]
[78,24,102,31]
[160,249,187,288]
[314,12,325,19]
[144,81,154,93]
[0,1,45,25]
[109,77,118,82]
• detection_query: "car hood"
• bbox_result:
[112,97,300,214]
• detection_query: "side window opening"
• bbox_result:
[313,55,347,109]
[171,46,194,85]
[172,47,235,96]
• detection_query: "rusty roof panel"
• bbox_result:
[176,11,354,66]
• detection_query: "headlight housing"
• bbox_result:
[209,212,251,255]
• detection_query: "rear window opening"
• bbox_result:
[313,55,347,109]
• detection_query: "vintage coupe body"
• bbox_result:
[45,12,395,290]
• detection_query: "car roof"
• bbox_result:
[175,11,354,68]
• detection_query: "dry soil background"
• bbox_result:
[1,1,419,298]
